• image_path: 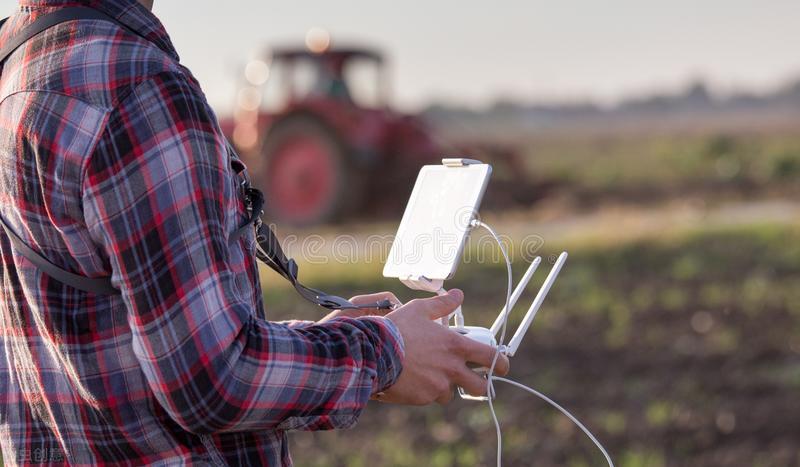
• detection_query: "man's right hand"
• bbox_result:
[380,289,510,405]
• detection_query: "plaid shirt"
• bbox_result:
[0,1,404,465]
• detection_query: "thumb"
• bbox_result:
[421,289,464,320]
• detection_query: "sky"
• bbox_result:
[2,0,799,115]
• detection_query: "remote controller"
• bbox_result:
[451,252,568,400]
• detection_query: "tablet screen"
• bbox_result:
[383,162,492,281]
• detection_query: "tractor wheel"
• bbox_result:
[259,115,360,226]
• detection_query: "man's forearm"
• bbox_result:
[135,308,404,434]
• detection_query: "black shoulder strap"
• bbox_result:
[0,216,117,294]
[0,7,128,295]
[0,7,121,65]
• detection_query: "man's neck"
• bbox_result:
[138,0,154,10]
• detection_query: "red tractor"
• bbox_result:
[220,42,529,226]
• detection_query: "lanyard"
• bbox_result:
[232,185,394,311]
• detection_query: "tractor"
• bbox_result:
[220,39,530,226]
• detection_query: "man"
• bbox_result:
[0,1,508,465]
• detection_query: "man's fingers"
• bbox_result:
[435,386,454,405]
[420,289,464,320]
[493,353,510,376]
[458,336,511,376]
[348,291,402,315]
[349,291,401,307]
[453,367,490,397]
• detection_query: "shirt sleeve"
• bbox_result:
[80,70,404,435]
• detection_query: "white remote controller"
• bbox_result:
[451,252,568,400]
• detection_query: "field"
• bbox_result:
[4,129,798,467]
[264,128,800,466]
[523,131,800,205]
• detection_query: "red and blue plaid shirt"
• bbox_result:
[0,1,404,465]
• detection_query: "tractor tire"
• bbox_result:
[259,115,362,226]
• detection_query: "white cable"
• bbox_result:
[470,219,512,467]
[454,307,465,328]
[471,219,613,467]
[491,377,615,467]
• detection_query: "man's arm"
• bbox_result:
[80,70,403,434]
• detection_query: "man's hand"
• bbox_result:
[318,291,402,322]
[379,289,510,404]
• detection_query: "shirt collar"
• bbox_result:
[18,0,180,61]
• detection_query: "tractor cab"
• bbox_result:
[264,47,388,111]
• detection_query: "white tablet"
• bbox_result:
[383,160,492,282]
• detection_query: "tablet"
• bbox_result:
[383,160,492,282]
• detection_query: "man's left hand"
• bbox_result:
[318,291,402,323]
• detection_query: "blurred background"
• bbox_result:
[5,0,800,465]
